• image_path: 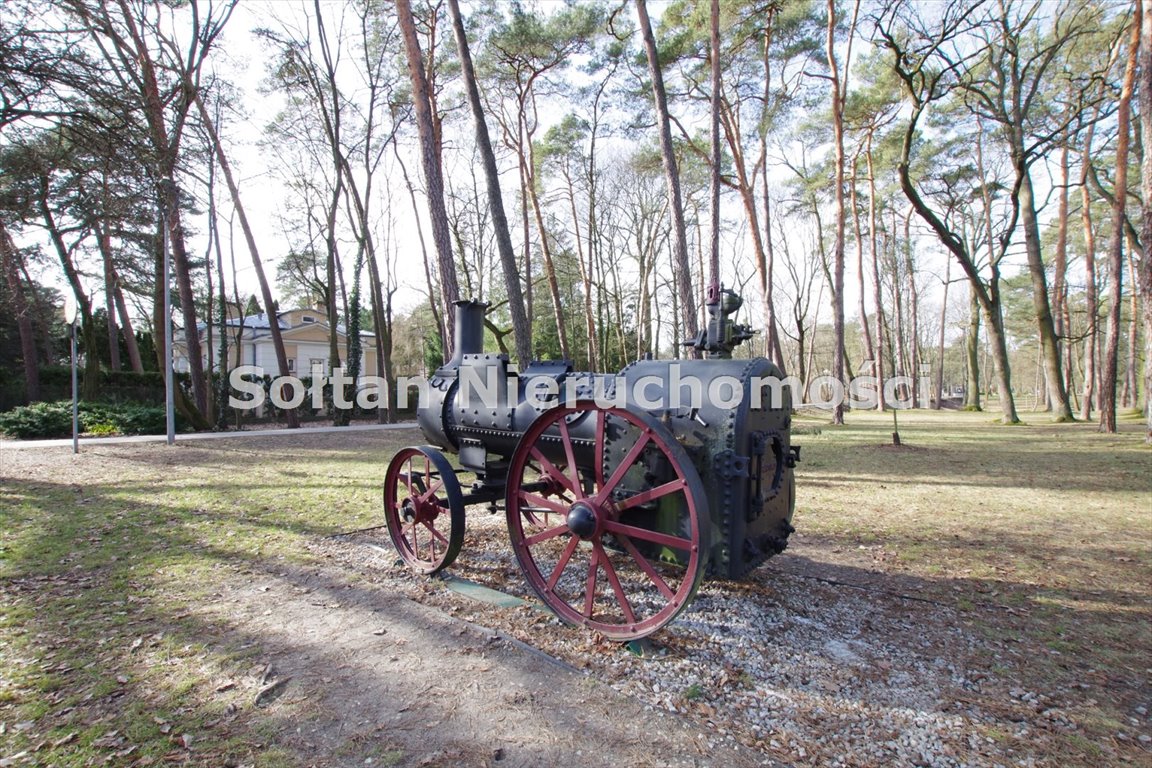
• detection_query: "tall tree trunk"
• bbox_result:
[396,0,459,356]
[708,0,722,301]
[364,247,390,422]
[97,224,121,371]
[38,183,100,401]
[1018,166,1073,420]
[890,213,908,383]
[196,93,299,429]
[210,185,229,430]
[635,0,699,351]
[866,140,887,409]
[310,0,345,407]
[758,14,785,369]
[903,208,921,408]
[152,224,205,433]
[525,146,570,359]
[897,109,1018,422]
[517,107,533,332]
[159,177,209,415]
[1081,123,1100,420]
[851,154,876,370]
[934,257,950,409]
[1124,244,1139,408]
[324,167,347,425]
[825,0,849,422]
[112,2,213,417]
[0,222,40,402]
[965,287,981,410]
[1140,0,1152,443]
[1054,139,1072,403]
[94,185,144,374]
[447,0,530,366]
[110,263,143,373]
[564,167,598,369]
[1100,5,1139,433]
[394,149,444,354]
[583,95,605,370]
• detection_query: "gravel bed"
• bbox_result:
[308,512,1141,768]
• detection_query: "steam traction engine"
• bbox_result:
[384,289,799,640]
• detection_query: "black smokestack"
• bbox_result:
[448,300,487,368]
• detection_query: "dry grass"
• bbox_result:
[0,409,1149,766]
[790,407,1151,760]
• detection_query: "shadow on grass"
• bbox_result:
[2,416,1149,767]
[797,436,1151,494]
[0,472,751,767]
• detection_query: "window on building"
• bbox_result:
[302,315,315,323]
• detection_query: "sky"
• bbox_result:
[12,0,1029,349]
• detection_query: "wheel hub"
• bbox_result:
[566,501,599,539]
[403,495,439,524]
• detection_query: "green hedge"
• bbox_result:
[0,401,185,440]
[37,366,190,389]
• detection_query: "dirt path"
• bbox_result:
[211,561,773,768]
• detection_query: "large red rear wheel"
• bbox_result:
[384,446,465,574]
[505,403,709,640]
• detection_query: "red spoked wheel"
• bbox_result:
[384,446,465,574]
[505,403,710,640]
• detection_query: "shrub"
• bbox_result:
[0,401,182,439]
[85,422,119,436]
[105,404,171,435]
[0,401,73,439]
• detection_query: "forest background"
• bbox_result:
[0,0,1147,436]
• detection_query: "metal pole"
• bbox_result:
[162,197,175,445]
[71,321,78,455]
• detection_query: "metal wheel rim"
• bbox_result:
[505,402,709,640]
[384,446,465,574]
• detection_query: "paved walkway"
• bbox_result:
[0,422,419,451]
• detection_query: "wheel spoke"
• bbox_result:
[524,521,570,547]
[595,431,652,504]
[583,549,599,618]
[546,535,581,592]
[419,479,444,502]
[529,448,577,495]
[614,478,686,512]
[595,541,637,624]
[557,418,580,494]
[615,534,676,600]
[422,520,449,546]
[406,519,420,556]
[602,519,694,552]
[519,491,569,517]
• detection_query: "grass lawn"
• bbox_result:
[0,408,1149,766]
[789,408,1151,762]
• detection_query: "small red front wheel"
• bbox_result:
[384,446,465,574]
[505,402,710,640]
